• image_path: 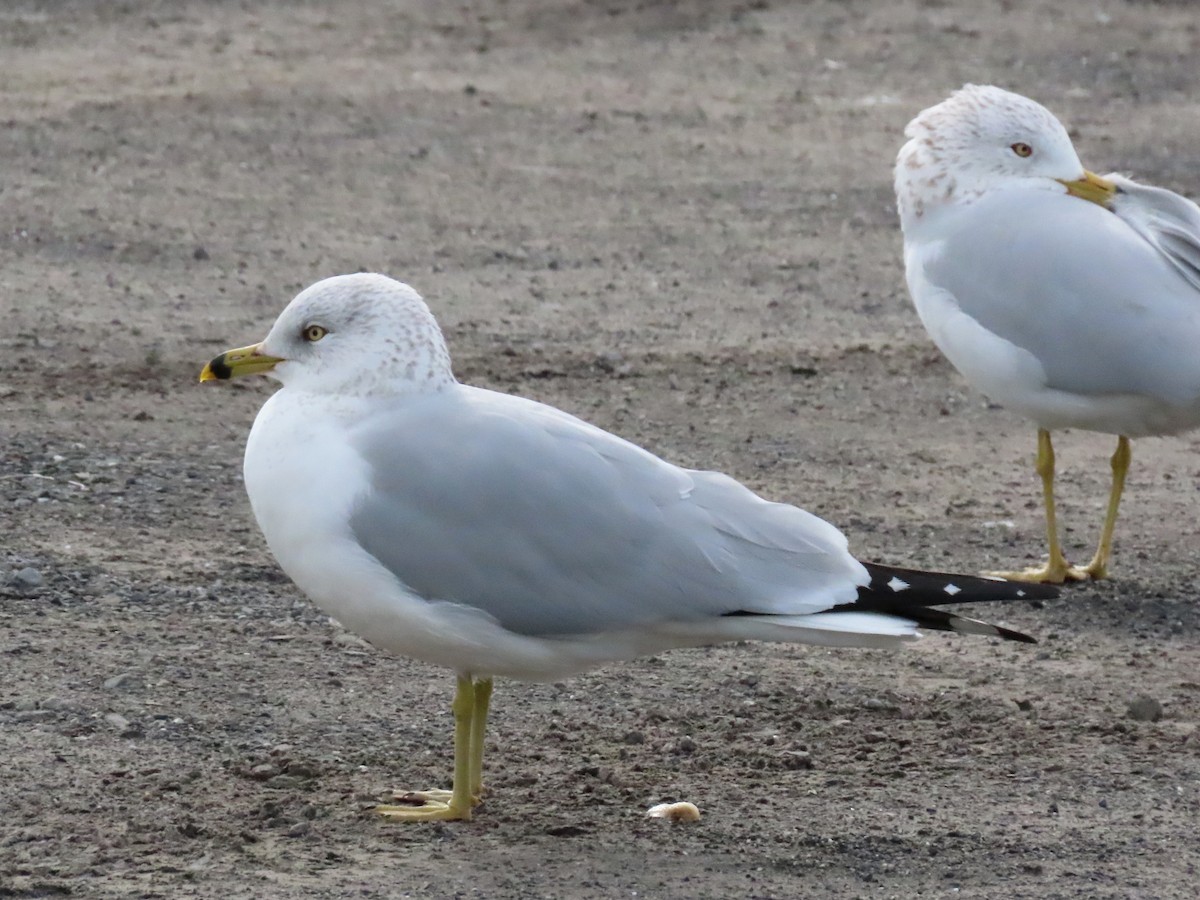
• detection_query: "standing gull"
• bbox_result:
[201,273,1053,821]
[895,84,1200,583]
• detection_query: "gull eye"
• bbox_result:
[303,324,328,342]
[1011,142,1033,158]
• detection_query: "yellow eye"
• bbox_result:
[303,324,327,342]
[1011,142,1033,158]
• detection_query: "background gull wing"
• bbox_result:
[918,187,1200,406]
[346,386,867,638]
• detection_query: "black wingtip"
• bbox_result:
[860,562,1059,604]
[833,561,1052,644]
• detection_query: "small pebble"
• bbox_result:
[781,750,813,770]
[103,672,139,691]
[1127,695,1163,722]
[646,801,701,823]
[14,709,55,723]
[249,763,281,780]
[12,567,42,589]
[178,819,203,838]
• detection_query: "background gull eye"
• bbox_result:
[303,324,328,342]
[1011,142,1033,158]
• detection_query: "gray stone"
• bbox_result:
[103,672,141,691]
[249,763,281,780]
[1127,695,1164,722]
[782,750,814,770]
[14,709,55,723]
[12,567,42,589]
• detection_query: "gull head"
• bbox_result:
[895,84,1115,227]
[200,273,456,397]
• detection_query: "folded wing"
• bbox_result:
[346,386,867,637]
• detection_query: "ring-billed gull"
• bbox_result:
[200,273,1054,821]
[895,84,1200,583]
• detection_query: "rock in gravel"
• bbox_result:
[248,762,281,780]
[103,672,141,691]
[283,760,321,778]
[646,801,701,822]
[331,631,371,649]
[781,750,814,770]
[1127,695,1164,722]
[12,567,43,590]
[14,709,55,723]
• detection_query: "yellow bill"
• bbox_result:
[1057,170,1117,208]
[199,343,284,382]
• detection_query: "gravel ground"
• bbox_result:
[3,2,1200,897]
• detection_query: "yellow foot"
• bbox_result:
[984,562,1095,584]
[376,790,472,822]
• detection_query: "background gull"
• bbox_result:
[200,272,1053,822]
[895,84,1200,584]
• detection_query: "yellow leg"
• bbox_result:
[988,429,1091,584]
[1080,435,1130,580]
[469,678,493,799]
[376,675,488,822]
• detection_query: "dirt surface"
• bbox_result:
[4,1,1200,897]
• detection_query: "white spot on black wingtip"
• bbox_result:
[1016,589,1026,598]
[943,583,962,596]
[888,577,910,592]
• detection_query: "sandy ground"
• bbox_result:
[4,1,1200,897]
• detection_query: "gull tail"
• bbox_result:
[831,562,1058,644]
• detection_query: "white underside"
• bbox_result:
[308,583,919,682]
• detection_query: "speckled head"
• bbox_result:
[894,84,1086,227]
[260,273,457,397]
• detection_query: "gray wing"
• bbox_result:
[923,187,1200,405]
[345,386,865,637]
[1107,173,1200,292]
